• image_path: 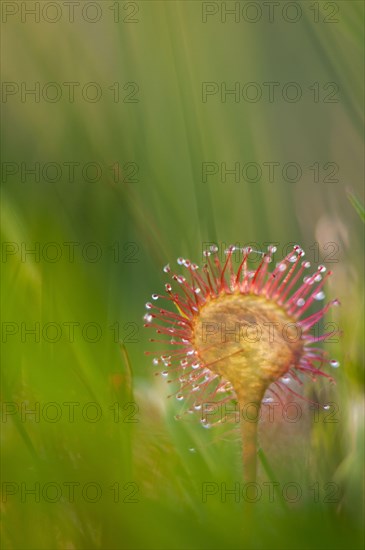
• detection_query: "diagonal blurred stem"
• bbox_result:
[258,447,289,511]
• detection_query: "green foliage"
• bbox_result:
[1,2,364,549]
[347,189,365,223]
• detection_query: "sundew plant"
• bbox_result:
[144,244,340,482]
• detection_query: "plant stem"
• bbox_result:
[235,384,264,484]
[239,407,259,483]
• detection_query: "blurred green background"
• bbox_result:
[1,1,364,549]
